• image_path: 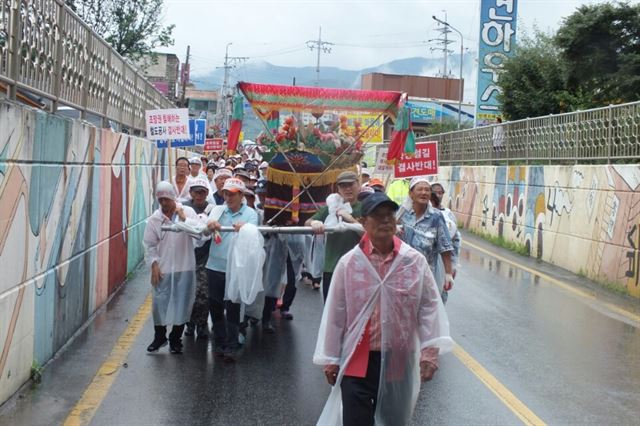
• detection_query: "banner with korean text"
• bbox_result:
[204,138,224,152]
[156,119,206,148]
[393,141,438,178]
[475,0,518,126]
[145,108,190,140]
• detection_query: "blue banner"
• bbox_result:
[406,101,442,123]
[157,119,206,148]
[475,0,518,126]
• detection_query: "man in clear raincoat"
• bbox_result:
[143,181,199,354]
[313,192,453,426]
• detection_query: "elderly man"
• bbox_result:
[182,178,214,339]
[399,177,455,303]
[143,181,198,354]
[306,170,363,302]
[189,157,207,180]
[206,178,259,361]
[211,168,232,205]
[314,192,453,426]
[173,157,194,203]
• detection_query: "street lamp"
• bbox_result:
[432,15,464,130]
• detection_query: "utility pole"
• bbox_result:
[180,45,190,107]
[216,43,248,133]
[306,26,333,86]
[429,11,454,78]
[433,15,465,129]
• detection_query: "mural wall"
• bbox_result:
[0,100,186,404]
[439,165,640,298]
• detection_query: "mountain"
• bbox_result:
[192,54,476,91]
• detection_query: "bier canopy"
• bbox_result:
[238,82,403,115]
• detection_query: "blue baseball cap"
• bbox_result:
[360,192,399,216]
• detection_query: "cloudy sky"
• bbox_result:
[162,0,605,82]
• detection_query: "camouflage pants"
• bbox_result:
[189,263,209,327]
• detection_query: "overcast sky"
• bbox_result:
[162,0,606,80]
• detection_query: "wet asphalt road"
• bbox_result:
[1,232,639,425]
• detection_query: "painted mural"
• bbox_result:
[440,164,640,298]
[0,100,185,404]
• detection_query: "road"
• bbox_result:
[1,232,638,425]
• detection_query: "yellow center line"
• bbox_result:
[453,344,547,426]
[63,294,152,426]
[463,240,640,326]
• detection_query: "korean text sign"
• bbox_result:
[394,141,438,178]
[475,0,518,126]
[145,108,190,140]
[204,138,223,152]
[156,119,206,148]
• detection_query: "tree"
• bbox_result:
[497,31,584,120]
[555,2,640,105]
[65,0,175,62]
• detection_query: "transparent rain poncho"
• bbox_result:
[313,242,453,425]
[225,223,266,305]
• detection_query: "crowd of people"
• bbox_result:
[143,149,462,425]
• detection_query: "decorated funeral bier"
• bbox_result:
[229,82,414,225]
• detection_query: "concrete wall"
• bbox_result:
[0,100,188,404]
[439,165,640,298]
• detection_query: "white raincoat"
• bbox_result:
[313,241,453,425]
[172,176,194,203]
[143,205,199,325]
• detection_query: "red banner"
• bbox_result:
[394,141,438,178]
[204,138,223,152]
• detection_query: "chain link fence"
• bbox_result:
[418,101,640,164]
[0,0,174,132]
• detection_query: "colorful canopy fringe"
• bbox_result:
[386,104,416,163]
[238,82,402,115]
[227,94,244,153]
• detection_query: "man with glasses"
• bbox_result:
[306,171,364,302]
[173,157,194,203]
[313,192,453,425]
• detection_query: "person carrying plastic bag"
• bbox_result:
[225,223,265,305]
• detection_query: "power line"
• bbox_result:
[306,26,333,86]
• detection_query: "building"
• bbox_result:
[361,72,463,102]
[136,53,180,103]
[185,88,218,120]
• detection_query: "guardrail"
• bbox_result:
[0,0,174,132]
[417,101,640,164]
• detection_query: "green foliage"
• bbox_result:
[30,361,43,385]
[65,0,175,62]
[420,119,473,136]
[467,227,530,257]
[555,2,640,105]
[497,2,640,119]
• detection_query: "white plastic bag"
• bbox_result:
[225,223,265,304]
[324,193,351,228]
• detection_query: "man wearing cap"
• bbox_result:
[306,170,363,302]
[259,161,269,179]
[212,168,233,205]
[206,178,259,361]
[143,181,199,354]
[313,192,453,426]
[233,168,252,186]
[182,178,215,339]
[173,157,195,203]
[399,177,455,303]
[360,168,371,185]
[189,157,207,180]
[367,178,386,193]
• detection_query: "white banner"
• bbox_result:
[374,145,394,175]
[145,108,190,141]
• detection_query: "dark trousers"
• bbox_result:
[262,255,296,324]
[322,272,333,302]
[340,351,382,426]
[207,269,240,352]
[280,255,296,312]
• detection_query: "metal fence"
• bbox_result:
[417,101,640,164]
[0,0,174,132]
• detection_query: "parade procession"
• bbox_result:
[143,82,459,424]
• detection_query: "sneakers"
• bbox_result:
[280,310,293,320]
[262,322,275,334]
[169,340,183,354]
[184,322,195,337]
[196,325,209,340]
[147,336,168,352]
